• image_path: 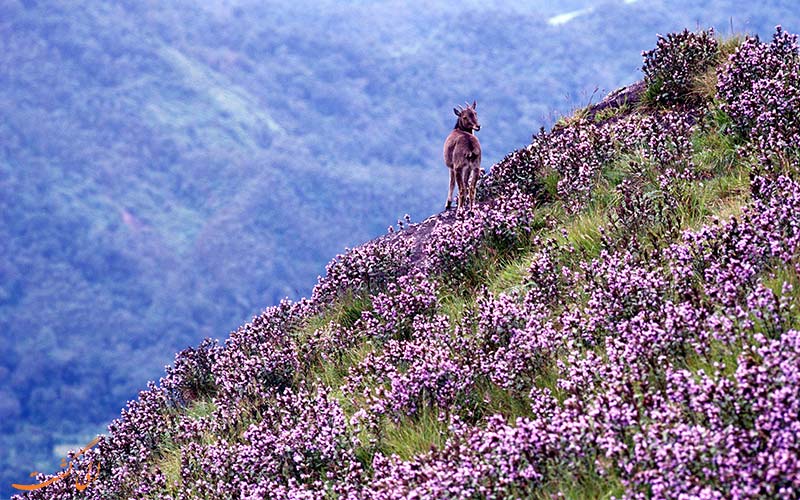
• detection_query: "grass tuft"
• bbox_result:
[690,34,745,101]
[380,407,450,460]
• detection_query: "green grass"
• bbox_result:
[380,407,450,460]
[692,107,742,175]
[314,293,373,331]
[186,399,216,419]
[542,169,561,200]
[762,263,800,307]
[690,34,745,101]
[559,209,607,260]
[153,439,183,490]
[487,253,534,295]
[555,105,590,128]
[593,102,631,123]
[534,469,625,500]
[680,167,749,230]
[438,292,475,325]
[639,75,663,108]
[151,420,219,492]
[474,378,534,421]
[312,340,375,395]
[682,339,744,380]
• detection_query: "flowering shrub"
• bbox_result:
[211,301,303,407]
[524,236,571,309]
[717,26,800,173]
[364,175,800,499]
[161,337,221,406]
[345,315,477,434]
[298,319,363,371]
[173,387,363,499]
[544,119,616,212]
[236,387,362,497]
[369,413,558,498]
[626,111,697,178]
[622,328,800,498]
[361,273,439,341]
[422,211,484,284]
[423,188,537,288]
[312,235,414,305]
[480,144,549,200]
[642,28,719,105]
[473,291,557,391]
[482,189,537,253]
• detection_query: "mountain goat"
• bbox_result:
[443,100,481,212]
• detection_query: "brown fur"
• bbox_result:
[443,100,481,211]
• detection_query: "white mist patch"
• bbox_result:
[547,7,594,26]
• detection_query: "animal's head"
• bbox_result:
[453,100,480,132]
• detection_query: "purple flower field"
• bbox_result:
[15,27,800,499]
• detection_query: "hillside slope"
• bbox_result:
[13,26,800,499]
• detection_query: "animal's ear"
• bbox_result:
[472,100,477,109]
[453,107,461,116]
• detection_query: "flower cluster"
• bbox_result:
[172,386,364,499]
[717,26,800,173]
[211,301,305,408]
[499,107,698,217]
[543,119,616,212]
[422,188,537,287]
[311,235,414,305]
[345,315,477,433]
[479,144,549,200]
[524,236,579,310]
[161,337,221,406]
[422,211,484,284]
[642,28,718,105]
[620,111,698,178]
[472,291,557,391]
[360,273,439,341]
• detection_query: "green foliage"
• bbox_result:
[488,253,535,295]
[692,107,741,175]
[186,399,217,420]
[640,76,665,108]
[380,407,450,460]
[152,439,184,492]
[474,378,533,421]
[542,169,562,200]
[313,341,375,396]
[560,210,608,260]
[593,102,631,123]
[534,469,625,500]
[437,293,475,325]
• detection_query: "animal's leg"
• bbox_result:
[467,168,476,212]
[455,166,466,212]
[446,168,455,210]
[469,166,479,211]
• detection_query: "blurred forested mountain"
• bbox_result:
[1,0,798,495]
